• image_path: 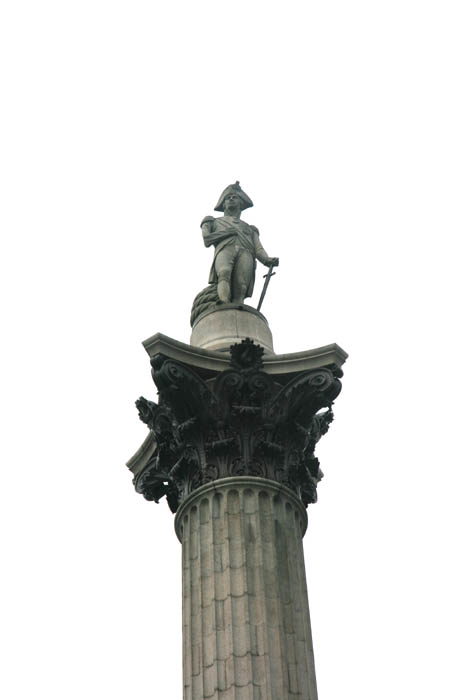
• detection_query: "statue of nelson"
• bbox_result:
[201,182,279,305]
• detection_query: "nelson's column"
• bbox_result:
[127,182,348,700]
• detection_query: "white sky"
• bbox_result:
[1,1,466,698]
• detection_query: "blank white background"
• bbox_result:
[1,1,466,698]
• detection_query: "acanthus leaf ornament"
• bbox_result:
[131,340,343,512]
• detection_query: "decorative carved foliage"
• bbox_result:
[133,339,343,511]
[229,338,264,371]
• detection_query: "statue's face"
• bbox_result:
[224,193,241,213]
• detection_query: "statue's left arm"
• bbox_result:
[251,226,279,267]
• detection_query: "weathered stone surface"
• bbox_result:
[190,304,274,353]
[141,333,348,379]
[175,477,318,700]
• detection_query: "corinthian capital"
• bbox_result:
[127,337,346,513]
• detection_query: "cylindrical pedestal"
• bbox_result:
[190,305,274,353]
[175,477,318,700]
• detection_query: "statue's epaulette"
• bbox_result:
[250,225,259,234]
[200,215,215,227]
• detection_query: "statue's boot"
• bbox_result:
[217,280,230,303]
[232,284,247,305]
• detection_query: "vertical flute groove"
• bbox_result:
[225,489,237,693]
[200,497,216,697]
[212,491,225,696]
[182,517,192,700]
[190,505,203,700]
[244,488,266,699]
[259,490,288,699]
[273,495,296,699]
[286,504,307,698]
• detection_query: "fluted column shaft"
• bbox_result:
[175,477,318,700]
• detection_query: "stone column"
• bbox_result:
[175,477,317,700]
[127,333,347,700]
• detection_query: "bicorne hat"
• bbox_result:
[214,181,254,212]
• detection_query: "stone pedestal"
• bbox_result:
[190,304,274,354]
[175,477,317,700]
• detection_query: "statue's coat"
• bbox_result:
[201,215,269,298]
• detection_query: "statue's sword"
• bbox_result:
[257,264,276,312]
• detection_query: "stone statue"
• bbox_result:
[201,182,279,305]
